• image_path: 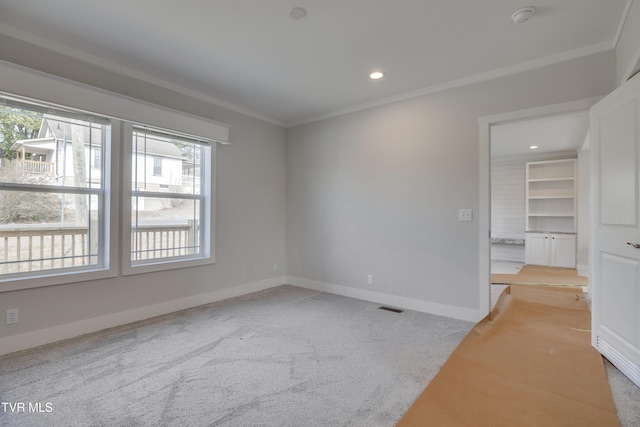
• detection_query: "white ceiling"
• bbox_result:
[491,111,590,159]
[0,1,629,126]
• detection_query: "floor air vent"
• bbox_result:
[378,306,404,313]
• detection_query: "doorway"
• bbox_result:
[478,98,600,314]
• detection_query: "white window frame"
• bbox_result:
[0,96,119,292]
[0,61,228,292]
[121,124,216,275]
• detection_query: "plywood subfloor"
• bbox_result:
[397,285,618,427]
[491,264,588,286]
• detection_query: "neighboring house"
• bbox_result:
[9,114,189,211]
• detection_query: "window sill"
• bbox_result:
[122,255,214,276]
[0,266,117,293]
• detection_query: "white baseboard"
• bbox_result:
[286,276,484,323]
[577,264,590,278]
[1,275,484,356]
[0,276,285,356]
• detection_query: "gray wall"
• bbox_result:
[0,36,287,342]
[2,24,636,344]
[286,51,615,312]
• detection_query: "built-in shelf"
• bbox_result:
[525,159,577,267]
[525,159,577,233]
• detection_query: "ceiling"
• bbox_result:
[0,1,629,126]
[491,111,590,159]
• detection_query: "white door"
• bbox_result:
[549,234,576,268]
[591,72,640,387]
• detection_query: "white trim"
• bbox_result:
[0,112,119,293]
[597,336,640,388]
[120,66,286,128]
[577,264,590,278]
[0,23,286,128]
[292,42,613,127]
[622,46,640,83]
[286,276,484,323]
[479,116,491,318]
[492,151,579,163]
[614,0,635,49]
[0,60,230,144]
[478,98,601,318]
[0,21,615,129]
[121,125,217,276]
[0,276,285,356]
[616,0,640,83]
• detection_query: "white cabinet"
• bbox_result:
[526,159,576,233]
[525,233,576,268]
[525,233,549,265]
[525,159,577,268]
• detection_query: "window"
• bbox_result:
[92,148,101,169]
[0,95,114,288]
[153,156,162,176]
[124,126,214,274]
[0,62,228,291]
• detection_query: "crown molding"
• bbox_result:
[0,21,619,129]
[290,41,614,127]
[0,23,286,127]
[613,0,635,49]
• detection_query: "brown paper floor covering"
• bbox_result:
[492,264,589,286]
[397,285,619,427]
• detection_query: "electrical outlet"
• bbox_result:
[273,263,279,272]
[367,274,374,285]
[458,208,473,222]
[6,309,18,325]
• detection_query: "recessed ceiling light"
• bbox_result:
[369,71,385,80]
[529,145,539,150]
[289,7,307,20]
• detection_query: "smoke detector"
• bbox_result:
[511,7,535,24]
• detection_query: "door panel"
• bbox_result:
[591,72,640,388]
[600,252,638,343]
[599,100,637,226]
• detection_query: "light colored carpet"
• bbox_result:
[0,285,473,427]
[605,359,640,427]
[492,264,588,286]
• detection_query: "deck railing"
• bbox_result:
[20,159,55,175]
[0,222,197,274]
[131,222,197,261]
[0,225,90,273]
